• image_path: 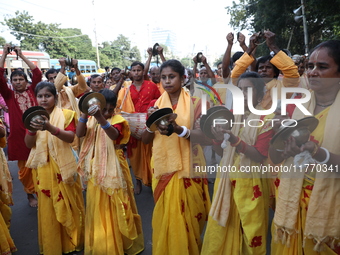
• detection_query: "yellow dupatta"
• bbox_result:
[116,86,135,113]
[26,107,77,184]
[209,106,272,227]
[153,88,193,179]
[77,114,130,194]
[57,86,81,118]
[274,90,340,251]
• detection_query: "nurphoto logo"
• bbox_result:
[201,84,312,128]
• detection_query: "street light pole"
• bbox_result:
[301,0,309,56]
[92,0,101,68]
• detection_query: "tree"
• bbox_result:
[2,11,97,60]
[225,0,340,56]
[180,57,194,68]
[0,36,6,46]
[2,11,141,69]
[99,35,141,69]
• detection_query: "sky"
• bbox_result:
[0,0,251,64]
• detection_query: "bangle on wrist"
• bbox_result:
[178,126,188,137]
[27,130,37,136]
[52,127,60,136]
[79,117,88,123]
[101,121,111,130]
[230,137,241,147]
[315,147,330,164]
[145,125,154,134]
[184,129,191,139]
[212,139,222,145]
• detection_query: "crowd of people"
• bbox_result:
[0,28,339,255]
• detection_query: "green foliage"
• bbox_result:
[1,11,141,70]
[226,0,340,56]
[99,34,141,69]
[2,11,94,59]
[0,36,6,46]
[180,57,194,68]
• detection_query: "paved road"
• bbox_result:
[8,149,273,255]
[8,159,217,255]
[8,160,156,255]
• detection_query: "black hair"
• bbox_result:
[217,62,222,67]
[131,61,144,70]
[34,81,57,97]
[89,74,102,83]
[256,55,280,78]
[237,71,265,101]
[99,88,117,108]
[160,59,185,77]
[10,70,28,82]
[230,51,244,69]
[310,40,340,72]
[111,67,121,73]
[45,68,58,79]
[232,51,244,64]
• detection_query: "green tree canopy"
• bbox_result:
[226,0,340,56]
[180,57,194,68]
[99,34,141,69]
[0,36,6,46]
[2,11,96,60]
[2,11,141,69]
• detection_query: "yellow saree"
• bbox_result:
[152,89,211,255]
[272,90,340,255]
[27,108,85,255]
[202,110,273,255]
[77,114,144,255]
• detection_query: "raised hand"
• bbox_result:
[226,32,234,45]
[238,32,246,46]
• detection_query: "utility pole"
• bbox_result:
[301,0,309,55]
[92,0,100,68]
[294,0,309,56]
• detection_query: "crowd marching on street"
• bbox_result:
[1,29,340,255]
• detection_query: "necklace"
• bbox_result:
[316,102,334,107]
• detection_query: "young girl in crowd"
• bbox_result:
[24,82,85,255]
[77,88,144,255]
[142,59,211,255]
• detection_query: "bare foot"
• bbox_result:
[27,194,38,207]
[134,179,142,195]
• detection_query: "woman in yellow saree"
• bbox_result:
[142,59,211,255]
[201,72,274,255]
[77,88,144,255]
[269,40,340,254]
[24,82,85,255]
[0,119,17,255]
